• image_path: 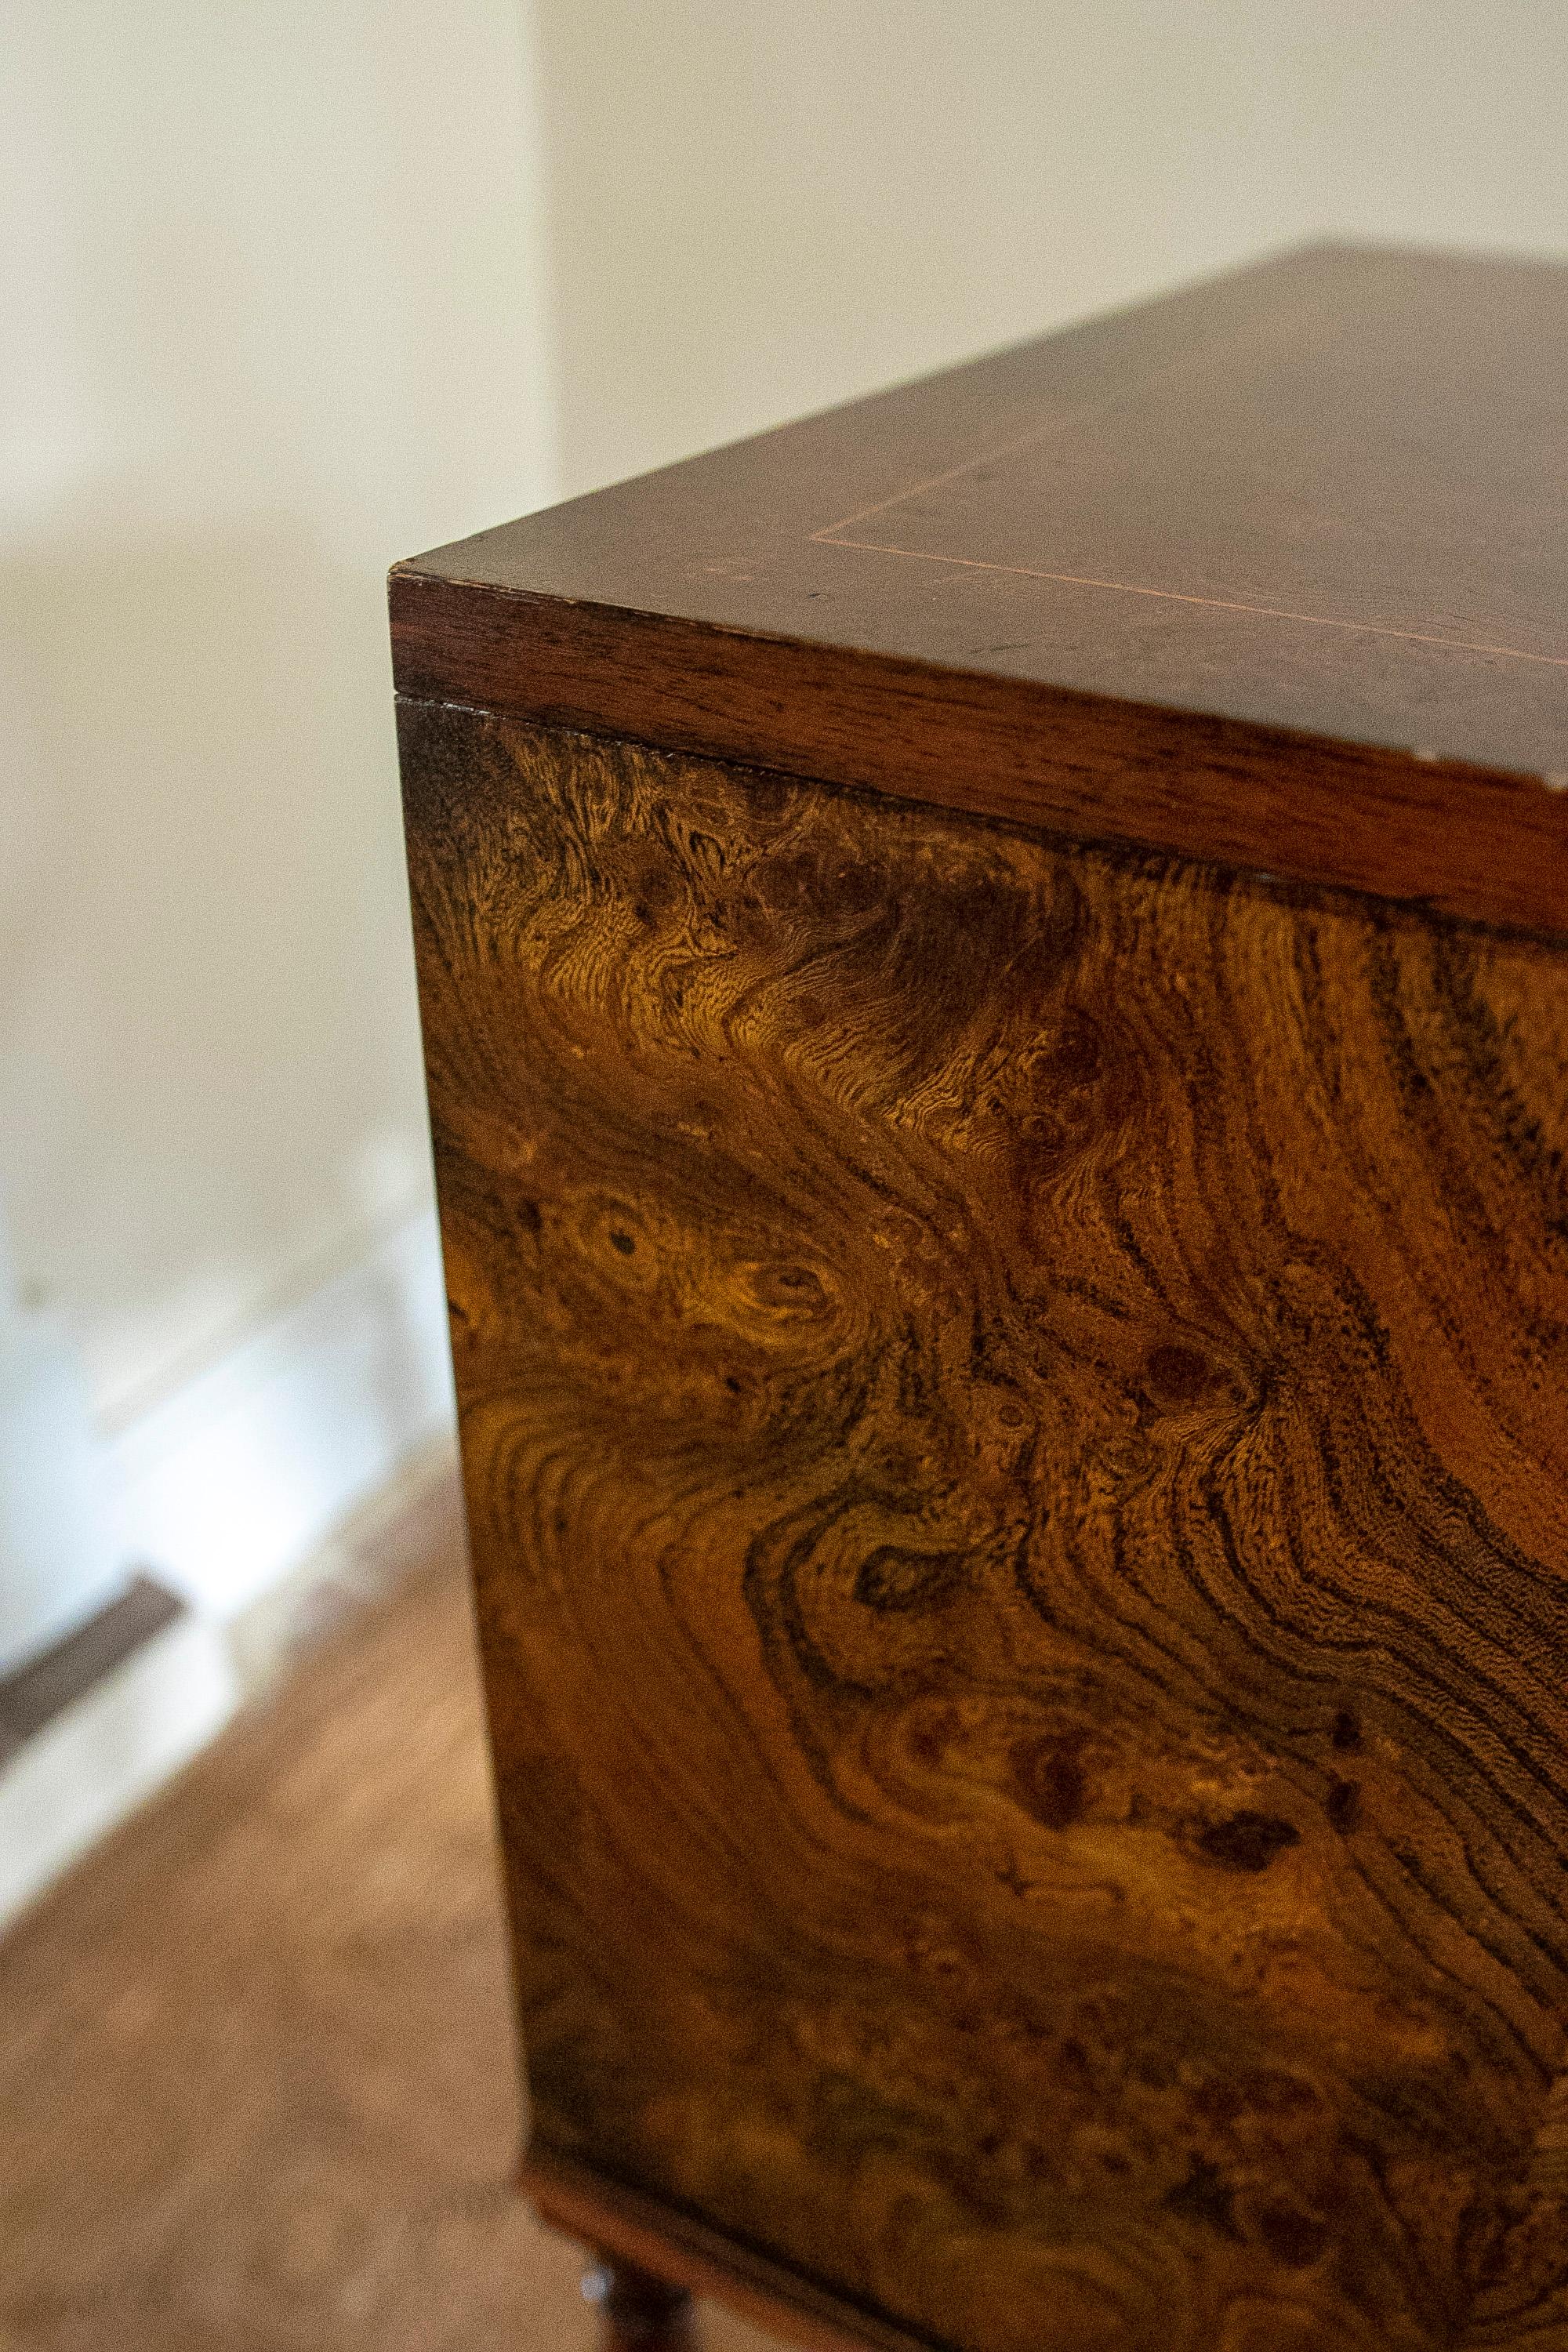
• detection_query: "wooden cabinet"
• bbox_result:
[393,244,1568,2352]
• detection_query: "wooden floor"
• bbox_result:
[0,1465,779,2352]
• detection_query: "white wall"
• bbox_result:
[536,0,1568,499]
[0,0,554,1916]
[0,0,552,1457]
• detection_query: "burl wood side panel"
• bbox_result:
[401,700,1568,2352]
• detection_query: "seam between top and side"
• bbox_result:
[392,686,1568,961]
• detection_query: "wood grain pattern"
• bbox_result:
[390,573,1568,946]
[390,242,1568,941]
[401,698,1568,2352]
[394,244,1568,786]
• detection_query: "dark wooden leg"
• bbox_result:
[583,2253,695,2350]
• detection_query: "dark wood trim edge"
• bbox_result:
[521,2144,942,2352]
[389,571,1568,946]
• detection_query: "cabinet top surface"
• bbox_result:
[394,244,1568,939]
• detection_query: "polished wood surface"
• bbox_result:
[401,700,1568,2352]
[390,575,1568,946]
[391,244,1568,940]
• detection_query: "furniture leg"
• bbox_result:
[583,2253,695,2352]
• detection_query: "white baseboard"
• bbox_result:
[108,1203,455,1621]
[0,1206,457,1935]
[0,1609,239,1932]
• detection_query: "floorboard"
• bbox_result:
[0,1465,779,2352]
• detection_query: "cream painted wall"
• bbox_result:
[0,0,552,1435]
[535,0,1568,499]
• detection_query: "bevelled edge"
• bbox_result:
[522,2143,941,2352]
[389,570,1568,947]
